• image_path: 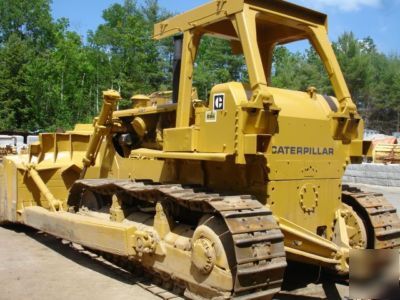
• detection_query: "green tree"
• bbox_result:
[0,0,57,48]
[0,34,32,130]
[88,0,169,102]
[194,37,247,100]
[272,46,305,91]
[0,1,399,134]
[0,0,63,130]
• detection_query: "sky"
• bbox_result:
[51,0,400,54]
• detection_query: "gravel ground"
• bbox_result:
[0,184,398,300]
[0,224,157,300]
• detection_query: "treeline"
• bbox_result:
[0,0,399,133]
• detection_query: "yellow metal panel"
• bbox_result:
[23,206,136,256]
[68,123,94,133]
[130,148,228,162]
[153,0,244,40]
[0,0,380,286]
[163,127,198,152]
[247,0,327,29]
[244,134,258,154]
[234,6,267,87]
[111,154,167,181]
[113,103,177,118]
[153,0,327,40]
[268,179,342,238]
[349,140,363,157]
[196,83,247,154]
[175,31,200,127]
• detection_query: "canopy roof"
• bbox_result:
[153,0,327,45]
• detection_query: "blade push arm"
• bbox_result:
[81,90,121,178]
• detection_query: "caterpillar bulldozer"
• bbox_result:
[1,0,400,299]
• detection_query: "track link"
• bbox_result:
[68,179,287,299]
[72,244,186,300]
[342,185,400,249]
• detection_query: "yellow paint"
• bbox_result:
[0,0,373,281]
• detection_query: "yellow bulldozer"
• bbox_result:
[1,0,399,299]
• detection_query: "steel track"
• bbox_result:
[342,185,400,249]
[68,179,287,299]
